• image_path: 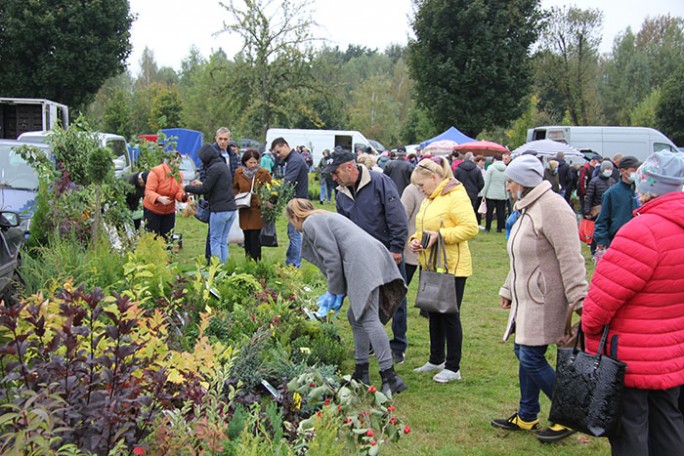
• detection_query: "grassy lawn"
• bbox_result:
[174,210,609,455]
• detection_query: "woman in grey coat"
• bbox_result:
[286,198,408,396]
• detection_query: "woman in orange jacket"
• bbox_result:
[143,155,187,239]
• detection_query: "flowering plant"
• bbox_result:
[287,371,410,455]
[257,178,295,222]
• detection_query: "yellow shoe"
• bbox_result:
[491,412,540,431]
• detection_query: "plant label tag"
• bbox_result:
[261,380,281,400]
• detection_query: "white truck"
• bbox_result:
[0,98,69,139]
[526,126,679,162]
[265,128,376,164]
[18,131,132,177]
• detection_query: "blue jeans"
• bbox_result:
[319,177,333,202]
[389,258,408,354]
[209,210,236,263]
[286,221,302,268]
[514,343,556,421]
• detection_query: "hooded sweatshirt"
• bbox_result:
[184,144,237,212]
[582,191,684,389]
[453,160,484,203]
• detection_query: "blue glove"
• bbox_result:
[315,292,336,318]
[331,294,345,319]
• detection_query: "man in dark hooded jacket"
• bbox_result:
[454,153,484,217]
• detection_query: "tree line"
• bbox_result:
[2,0,683,149]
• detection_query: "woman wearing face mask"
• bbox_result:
[583,159,616,254]
[581,151,684,456]
[491,155,588,443]
[583,160,615,220]
[233,149,272,261]
[593,156,641,252]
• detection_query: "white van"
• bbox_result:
[527,126,679,162]
[18,130,131,177]
[265,128,375,164]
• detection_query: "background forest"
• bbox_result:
[3,0,684,149]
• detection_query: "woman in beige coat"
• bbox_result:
[491,155,587,443]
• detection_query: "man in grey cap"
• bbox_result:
[325,150,410,365]
[593,155,641,251]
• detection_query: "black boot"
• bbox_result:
[380,366,408,396]
[352,363,370,385]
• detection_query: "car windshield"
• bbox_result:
[0,145,39,190]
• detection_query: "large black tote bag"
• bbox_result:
[549,324,627,437]
[414,233,458,314]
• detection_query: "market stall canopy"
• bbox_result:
[161,128,204,168]
[422,139,459,156]
[511,139,583,158]
[453,140,508,157]
[420,127,476,150]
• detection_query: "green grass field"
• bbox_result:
[174,210,609,455]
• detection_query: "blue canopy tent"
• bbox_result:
[161,128,204,168]
[420,126,476,150]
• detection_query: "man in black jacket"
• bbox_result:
[271,137,309,268]
[454,153,484,218]
[383,147,414,196]
[201,127,240,262]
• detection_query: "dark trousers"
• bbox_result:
[144,209,175,240]
[485,198,506,232]
[405,263,417,286]
[609,386,684,456]
[243,229,262,261]
[204,228,211,263]
[389,259,408,355]
[428,276,466,372]
[474,196,483,224]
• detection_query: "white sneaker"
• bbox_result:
[433,369,462,383]
[413,361,445,373]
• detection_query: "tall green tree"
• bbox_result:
[218,0,320,134]
[0,0,134,108]
[656,66,684,145]
[408,0,542,137]
[535,6,604,126]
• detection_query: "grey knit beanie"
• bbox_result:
[600,160,613,172]
[635,151,684,196]
[505,155,544,187]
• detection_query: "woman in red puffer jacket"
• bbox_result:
[582,150,684,456]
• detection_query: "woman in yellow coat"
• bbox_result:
[408,156,479,383]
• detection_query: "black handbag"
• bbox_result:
[194,199,210,223]
[549,323,627,437]
[414,233,458,314]
[260,220,278,247]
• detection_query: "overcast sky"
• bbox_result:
[127,0,684,74]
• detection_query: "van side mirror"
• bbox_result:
[0,211,20,228]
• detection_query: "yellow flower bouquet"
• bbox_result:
[257,178,295,222]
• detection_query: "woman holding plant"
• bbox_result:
[286,198,408,397]
[143,153,187,239]
[233,149,272,261]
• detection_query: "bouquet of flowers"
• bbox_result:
[257,178,295,222]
